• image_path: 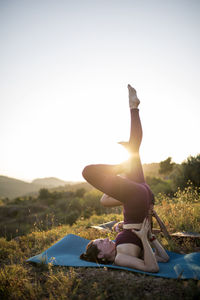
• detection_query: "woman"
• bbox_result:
[81,85,169,272]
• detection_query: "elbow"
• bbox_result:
[100,196,107,207]
[160,253,170,263]
[100,194,123,207]
[152,266,159,273]
[100,194,110,207]
[164,255,170,263]
[156,255,170,263]
[147,265,159,273]
[145,261,159,273]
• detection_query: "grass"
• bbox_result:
[0,187,200,299]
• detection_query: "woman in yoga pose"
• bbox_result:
[81,85,169,272]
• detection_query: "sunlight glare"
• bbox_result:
[93,143,130,165]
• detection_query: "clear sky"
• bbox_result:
[0,0,200,182]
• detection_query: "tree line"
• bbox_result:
[0,153,199,239]
[151,153,200,195]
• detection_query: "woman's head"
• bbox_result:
[80,238,116,264]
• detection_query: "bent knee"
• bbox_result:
[82,165,93,181]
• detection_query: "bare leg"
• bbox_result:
[120,85,145,183]
[82,85,146,207]
[82,163,147,206]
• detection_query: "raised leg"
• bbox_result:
[82,163,150,222]
[120,85,145,183]
[82,85,148,219]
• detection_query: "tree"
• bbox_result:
[171,154,200,190]
[159,157,174,177]
[182,154,200,187]
[145,176,173,196]
[75,188,86,198]
[39,188,50,199]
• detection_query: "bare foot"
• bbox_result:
[118,141,131,152]
[128,84,140,108]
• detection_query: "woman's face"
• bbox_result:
[93,238,116,261]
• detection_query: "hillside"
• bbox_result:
[0,181,94,240]
[32,177,71,187]
[0,176,41,199]
[0,183,199,298]
[0,209,199,299]
[0,176,79,199]
[0,163,163,199]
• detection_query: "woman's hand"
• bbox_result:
[132,218,150,240]
[112,221,124,232]
[148,231,156,242]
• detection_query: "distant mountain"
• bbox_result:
[0,176,72,199]
[0,176,41,199]
[0,163,163,199]
[32,177,70,188]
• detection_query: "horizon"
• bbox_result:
[1,0,200,182]
[0,156,193,183]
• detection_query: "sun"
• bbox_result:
[93,143,130,165]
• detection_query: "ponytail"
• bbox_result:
[80,253,91,261]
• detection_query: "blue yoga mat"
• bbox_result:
[27,234,200,279]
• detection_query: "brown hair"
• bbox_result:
[80,240,111,264]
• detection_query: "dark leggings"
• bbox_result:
[82,109,150,217]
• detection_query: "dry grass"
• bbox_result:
[0,187,200,299]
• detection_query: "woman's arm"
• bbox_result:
[150,236,169,262]
[100,194,123,207]
[115,218,159,272]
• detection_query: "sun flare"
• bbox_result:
[93,144,130,165]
